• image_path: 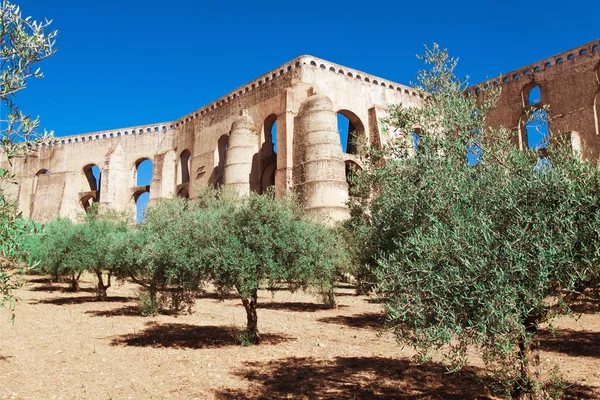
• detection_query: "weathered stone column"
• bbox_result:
[295,94,348,221]
[224,112,258,195]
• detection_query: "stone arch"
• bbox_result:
[209,134,228,188]
[82,164,101,192]
[177,185,189,199]
[178,149,192,184]
[336,109,365,155]
[133,189,149,223]
[80,164,101,212]
[134,158,153,187]
[33,169,50,194]
[260,162,276,194]
[522,84,541,107]
[80,193,97,213]
[520,109,549,150]
[261,113,278,155]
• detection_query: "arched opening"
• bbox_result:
[177,186,189,199]
[527,85,541,106]
[81,164,101,212]
[257,114,278,194]
[134,191,149,223]
[135,159,153,186]
[209,135,228,188]
[262,114,277,155]
[524,109,549,149]
[33,169,50,193]
[178,149,192,184]
[134,158,152,223]
[260,162,276,194]
[83,164,101,192]
[80,194,96,213]
[337,110,365,155]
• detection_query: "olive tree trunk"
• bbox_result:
[70,271,81,292]
[95,271,111,299]
[512,316,544,400]
[240,288,260,344]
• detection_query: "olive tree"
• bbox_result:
[205,189,344,344]
[68,207,130,298]
[109,197,219,315]
[24,218,82,290]
[348,44,600,398]
[0,0,56,316]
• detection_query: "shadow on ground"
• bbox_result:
[569,298,599,314]
[111,322,293,349]
[539,328,600,358]
[28,284,96,293]
[317,312,385,330]
[256,302,346,312]
[198,291,239,301]
[86,305,180,317]
[36,296,132,305]
[215,356,495,399]
[563,383,600,400]
[215,356,600,400]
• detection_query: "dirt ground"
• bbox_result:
[1,275,599,400]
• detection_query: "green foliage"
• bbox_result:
[0,0,56,317]
[120,188,345,341]
[204,189,344,343]
[23,218,82,289]
[24,207,130,297]
[348,44,600,398]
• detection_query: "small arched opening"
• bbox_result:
[337,110,365,155]
[80,194,97,214]
[33,169,50,193]
[135,158,153,187]
[177,186,190,199]
[83,164,101,192]
[134,190,149,223]
[262,114,277,155]
[209,135,228,188]
[523,109,549,150]
[523,85,541,107]
[178,149,192,184]
[260,162,276,194]
[257,114,278,194]
[134,158,153,222]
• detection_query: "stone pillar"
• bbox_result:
[224,113,258,195]
[295,94,348,221]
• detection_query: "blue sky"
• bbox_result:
[14,0,600,137]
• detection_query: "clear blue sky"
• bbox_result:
[14,0,600,137]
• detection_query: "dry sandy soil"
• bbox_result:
[1,275,599,399]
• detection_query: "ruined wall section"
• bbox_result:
[1,54,426,222]
[471,39,600,157]
[2,123,177,221]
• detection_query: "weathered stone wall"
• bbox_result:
[0,55,416,222]
[469,39,600,157]
[3,41,597,223]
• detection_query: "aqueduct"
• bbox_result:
[2,39,600,222]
